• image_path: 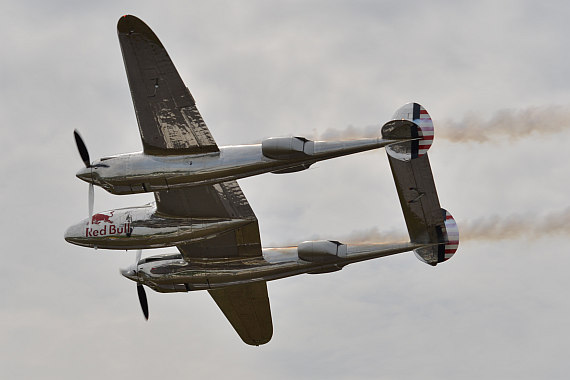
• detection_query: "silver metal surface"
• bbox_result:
[121,241,426,291]
[78,138,403,195]
[64,203,252,250]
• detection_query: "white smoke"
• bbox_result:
[313,105,570,142]
[458,207,570,241]
[337,207,570,244]
[439,105,570,142]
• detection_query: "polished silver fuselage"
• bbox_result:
[78,138,397,194]
[64,203,253,250]
[121,242,429,293]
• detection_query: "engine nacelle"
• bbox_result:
[298,240,347,263]
[262,136,315,160]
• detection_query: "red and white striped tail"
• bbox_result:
[412,209,459,265]
[442,209,459,261]
[391,102,434,159]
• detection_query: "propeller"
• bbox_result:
[88,182,94,226]
[74,130,91,168]
[137,284,149,320]
[121,249,149,320]
[73,130,95,225]
[134,250,149,320]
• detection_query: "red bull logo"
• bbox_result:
[85,222,132,237]
[91,211,114,224]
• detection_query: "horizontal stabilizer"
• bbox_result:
[387,103,458,265]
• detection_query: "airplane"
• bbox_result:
[65,15,459,346]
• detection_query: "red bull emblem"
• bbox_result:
[85,222,132,237]
[91,211,114,224]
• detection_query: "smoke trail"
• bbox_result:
[268,208,570,248]
[339,226,408,244]
[338,207,570,244]
[439,105,570,142]
[458,207,570,241]
[318,124,378,141]
[315,105,570,142]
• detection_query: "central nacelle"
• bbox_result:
[64,203,252,250]
[261,136,315,160]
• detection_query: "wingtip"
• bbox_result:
[117,14,139,33]
[117,15,162,45]
[117,15,137,31]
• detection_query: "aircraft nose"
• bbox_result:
[76,167,92,183]
[64,222,85,245]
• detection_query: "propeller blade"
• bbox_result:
[88,183,94,227]
[137,284,149,320]
[135,249,142,265]
[73,130,91,168]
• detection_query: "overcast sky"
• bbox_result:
[2,1,570,379]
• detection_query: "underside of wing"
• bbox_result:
[117,15,219,155]
[208,281,273,346]
[154,181,262,259]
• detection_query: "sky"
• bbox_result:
[2,0,570,379]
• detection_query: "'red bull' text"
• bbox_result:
[85,223,132,237]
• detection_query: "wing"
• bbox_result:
[156,181,270,344]
[154,180,262,259]
[117,15,219,155]
[208,282,273,346]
